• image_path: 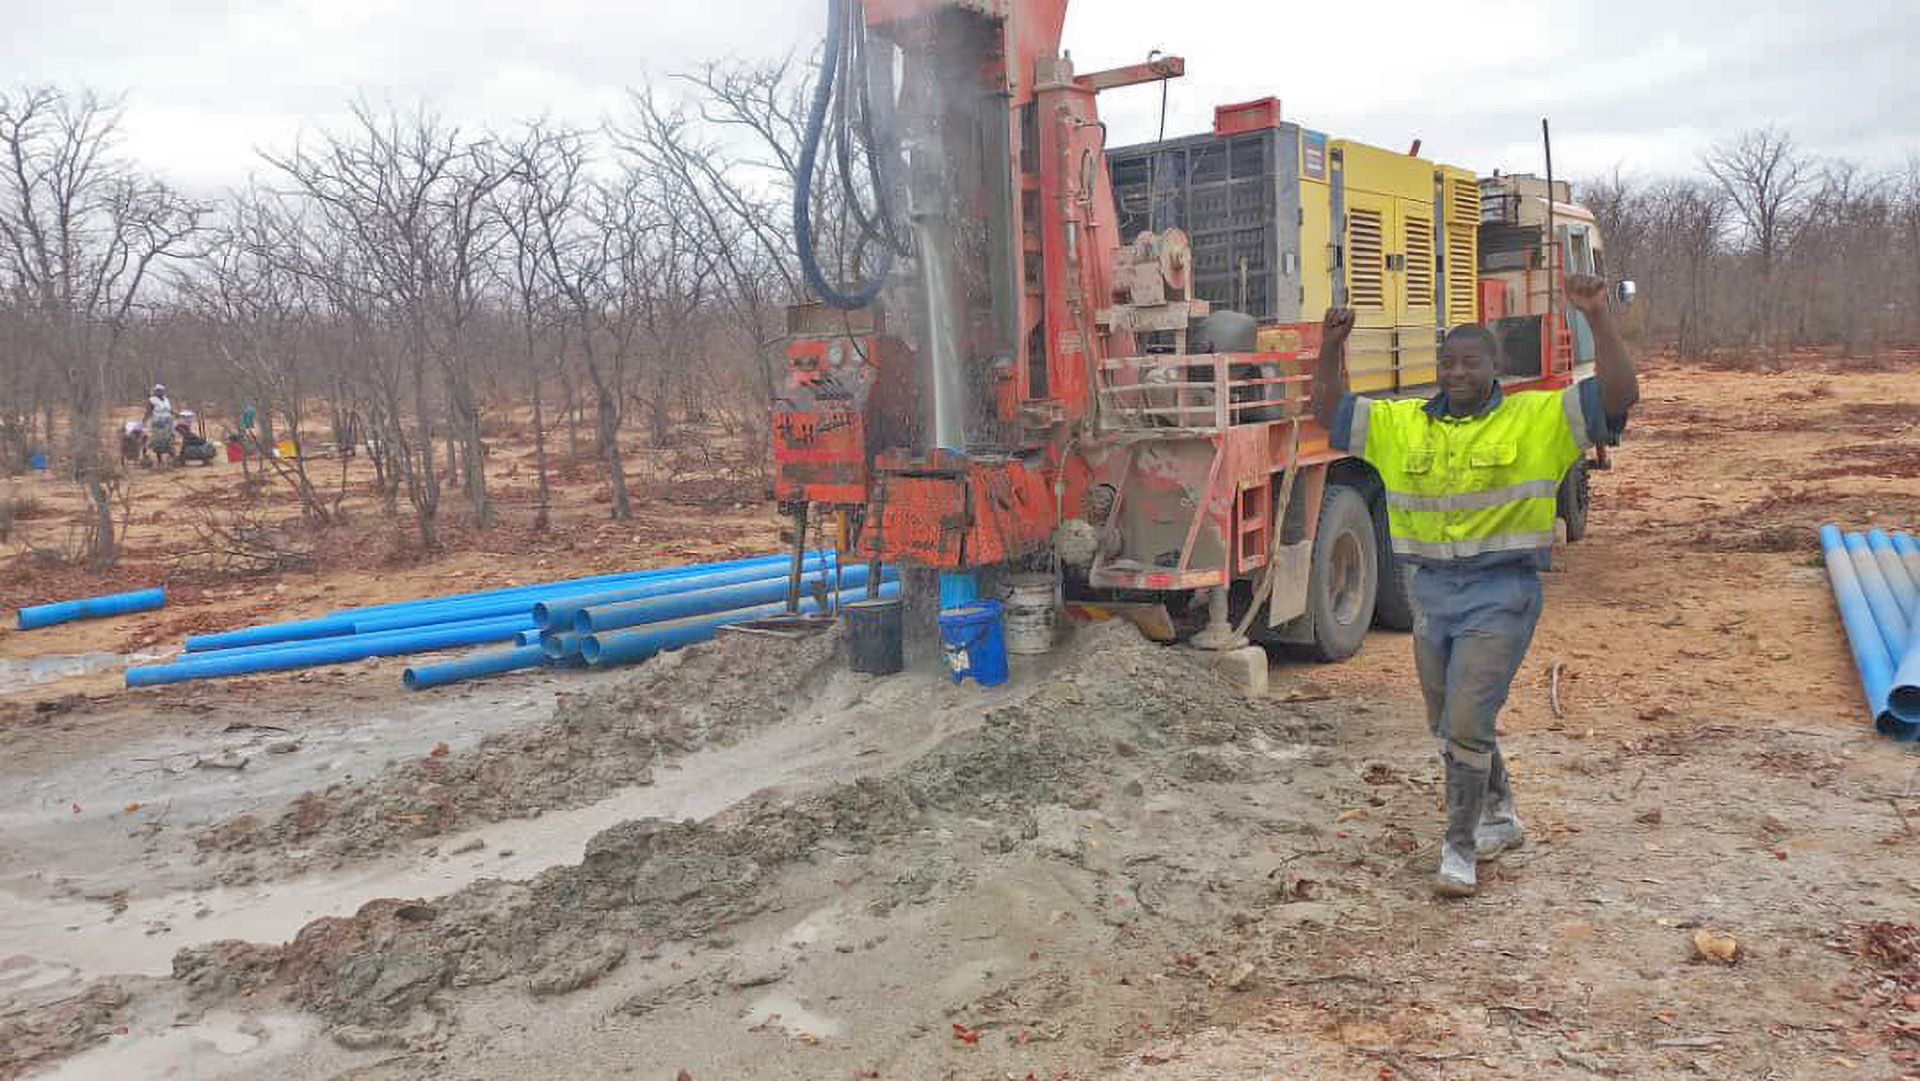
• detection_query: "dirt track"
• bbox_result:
[3,353,1920,1080]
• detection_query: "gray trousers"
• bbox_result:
[1410,563,1544,777]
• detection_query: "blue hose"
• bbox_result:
[18,587,166,631]
[575,563,893,633]
[584,581,901,668]
[404,644,548,691]
[534,556,835,631]
[1825,526,1909,739]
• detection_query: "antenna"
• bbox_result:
[1542,117,1557,371]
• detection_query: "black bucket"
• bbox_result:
[845,597,905,675]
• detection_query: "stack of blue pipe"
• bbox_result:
[1822,526,1920,739]
[125,552,884,689]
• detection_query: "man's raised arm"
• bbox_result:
[1311,306,1356,433]
[1565,273,1638,420]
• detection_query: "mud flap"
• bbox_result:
[1264,541,1313,627]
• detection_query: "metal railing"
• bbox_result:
[1096,354,1311,432]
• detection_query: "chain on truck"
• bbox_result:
[772,0,1625,661]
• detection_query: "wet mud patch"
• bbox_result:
[168,621,1331,1043]
[194,629,844,882]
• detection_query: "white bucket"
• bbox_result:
[1003,573,1057,655]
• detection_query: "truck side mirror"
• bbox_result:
[1615,280,1637,307]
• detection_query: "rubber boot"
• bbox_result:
[1435,757,1489,898]
[1476,751,1525,861]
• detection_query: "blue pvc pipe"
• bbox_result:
[584,581,902,668]
[515,628,543,647]
[357,558,846,638]
[1868,530,1917,620]
[183,553,823,653]
[1896,630,1920,726]
[1890,532,1920,726]
[18,587,166,631]
[128,614,532,687]
[575,563,894,634]
[541,630,588,661]
[329,552,818,620]
[1846,532,1908,661]
[177,609,538,664]
[1893,533,1920,612]
[535,556,835,631]
[404,644,547,690]
[1824,526,1909,739]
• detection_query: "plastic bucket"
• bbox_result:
[939,572,979,608]
[225,440,244,463]
[938,599,1008,687]
[28,452,48,471]
[845,597,905,675]
[1002,573,1056,655]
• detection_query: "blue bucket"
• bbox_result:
[28,452,48,471]
[939,599,1008,687]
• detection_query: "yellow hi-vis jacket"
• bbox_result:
[1330,379,1617,570]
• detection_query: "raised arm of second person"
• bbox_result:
[1564,273,1639,422]
[1311,306,1356,433]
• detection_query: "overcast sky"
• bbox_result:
[7,0,1914,196]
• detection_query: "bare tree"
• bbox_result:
[264,102,500,548]
[1703,127,1813,349]
[491,120,585,532]
[185,187,339,521]
[618,77,804,421]
[0,87,204,568]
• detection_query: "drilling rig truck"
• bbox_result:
[774,0,1627,662]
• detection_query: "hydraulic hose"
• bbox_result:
[794,0,894,310]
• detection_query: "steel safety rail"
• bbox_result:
[1095,354,1312,432]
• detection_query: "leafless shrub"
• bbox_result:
[178,501,315,575]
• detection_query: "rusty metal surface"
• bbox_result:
[865,456,1055,570]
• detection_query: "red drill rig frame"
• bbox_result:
[775,0,1586,659]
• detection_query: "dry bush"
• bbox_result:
[178,501,315,575]
[0,495,42,543]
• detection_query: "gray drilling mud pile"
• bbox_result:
[195,630,844,882]
[171,620,1332,1044]
[0,981,132,1081]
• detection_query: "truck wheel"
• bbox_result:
[1304,484,1378,662]
[1558,460,1591,543]
[1370,496,1414,631]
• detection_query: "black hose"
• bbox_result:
[853,13,908,256]
[795,0,893,310]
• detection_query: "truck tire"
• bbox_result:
[1304,484,1378,662]
[1558,460,1591,543]
[1371,496,1414,631]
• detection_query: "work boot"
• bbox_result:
[1476,752,1525,861]
[1435,757,1490,898]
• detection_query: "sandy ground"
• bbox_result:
[2,353,1919,1080]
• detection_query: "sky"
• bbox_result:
[6,0,1915,197]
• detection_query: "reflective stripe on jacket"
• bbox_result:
[1346,380,1605,569]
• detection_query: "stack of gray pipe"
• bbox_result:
[1821,526,1920,739]
[123,552,882,690]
